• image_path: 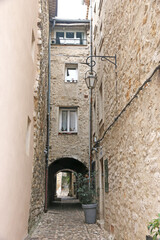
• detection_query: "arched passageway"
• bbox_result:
[48,158,88,206]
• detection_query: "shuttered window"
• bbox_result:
[105,159,109,192]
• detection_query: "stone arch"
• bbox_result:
[48,157,88,205]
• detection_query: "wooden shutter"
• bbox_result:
[104,159,109,193]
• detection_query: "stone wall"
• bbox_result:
[28,0,49,232]
[49,28,90,167]
[92,0,160,239]
[103,71,160,239]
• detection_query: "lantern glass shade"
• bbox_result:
[85,72,97,89]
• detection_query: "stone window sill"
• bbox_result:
[58,132,77,135]
[65,81,78,83]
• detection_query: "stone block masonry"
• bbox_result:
[49,37,90,167]
[92,0,160,239]
[28,0,49,232]
[103,70,160,239]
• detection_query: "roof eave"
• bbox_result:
[52,18,90,24]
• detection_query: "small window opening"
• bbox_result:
[31,30,35,61]
[65,64,78,82]
[26,117,31,156]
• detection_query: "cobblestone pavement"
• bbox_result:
[29,197,107,240]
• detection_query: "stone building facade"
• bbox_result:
[48,19,90,202]
[92,0,160,239]
[28,0,49,232]
[28,0,57,233]
[2,0,160,239]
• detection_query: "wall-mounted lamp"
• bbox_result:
[84,54,116,187]
[92,146,102,152]
[85,55,117,69]
[84,69,97,187]
[82,0,117,188]
[85,70,97,89]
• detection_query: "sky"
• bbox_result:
[58,0,87,19]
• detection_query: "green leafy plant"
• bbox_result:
[62,173,70,187]
[148,214,160,240]
[75,172,96,204]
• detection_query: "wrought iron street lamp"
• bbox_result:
[85,70,97,89]
[84,56,116,188]
[84,0,116,187]
[85,69,97,187]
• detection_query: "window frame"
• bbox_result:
[54,30,86,45]
[99,82,104,124]
[104,159,109,193]
[93,99,97,135]
[56,32,64,44]
[66,32,74,38]
[65,63,78,83]
[59,108,78,133]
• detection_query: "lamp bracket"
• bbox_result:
[85,55,117,69]
[92,146,102,152]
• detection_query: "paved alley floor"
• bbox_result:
[28,197,107,240]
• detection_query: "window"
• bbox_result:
[94,2,96,13]
[99,82,103,123]
[99,22,104,51]
[65,32,75,44]
[56,32,64,44]
[76,32,84,45]
[99,36,104,52]
[59,108,77,133]
[31,30,35,61]
[93,100,97,134]
[98,0,103,16]
[65,64,78,82]
[100,22,102,32]
[53,30,86,45]
[66,32,74,38]
[26,117,31,156]
[105,159,109,192]
[94,25,97,40]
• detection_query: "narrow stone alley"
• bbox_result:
[28,197,107,240]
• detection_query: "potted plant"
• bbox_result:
[76,172,97,224]
[147,213,160,240]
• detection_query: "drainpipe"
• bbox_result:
[44,23,52,213]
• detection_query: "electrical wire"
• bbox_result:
[95,64,160,146]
